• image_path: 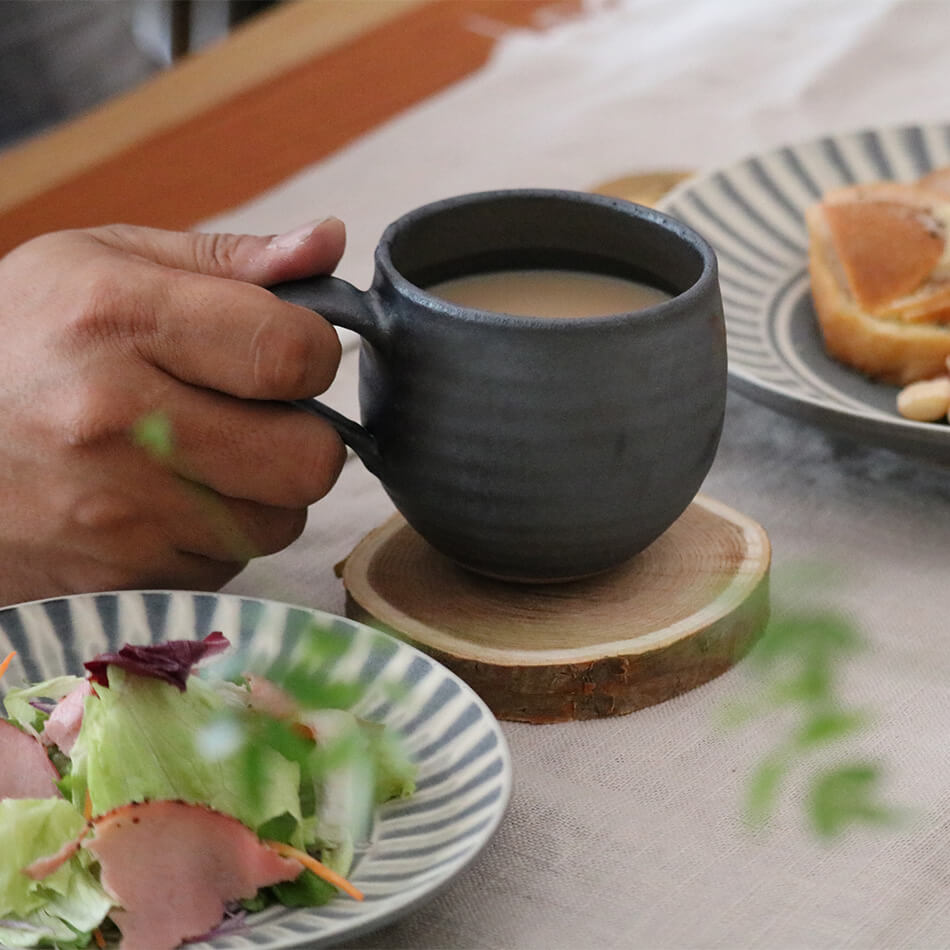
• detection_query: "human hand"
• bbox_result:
[0,219,348,606]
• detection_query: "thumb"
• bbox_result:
[88,217,347,286]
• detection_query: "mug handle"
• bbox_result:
[269,275,384,477]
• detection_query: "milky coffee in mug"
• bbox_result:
[271,189,726,583]
[426,268,671,319]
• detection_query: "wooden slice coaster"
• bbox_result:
[591,169,694,207]
[341,494,771,723]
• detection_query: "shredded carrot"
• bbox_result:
[83,790,93,822]
[92,928,106,949]
[0,650,14,682]
[292,721,316,742]
[264,840,364,901]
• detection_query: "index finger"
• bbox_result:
[137,265,342,400]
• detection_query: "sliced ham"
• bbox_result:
[23,829,88,880]
[83,800,303,950]
[0,719,61,799]
[41,679,92,754]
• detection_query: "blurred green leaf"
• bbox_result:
[252,715,314,765]
[728,601,900,839]
[132,410,174,459]
[745,754,790,828]
[794,709,866,749]
[307,731,364,775]
[749,612,862,669]
[768,665,833,706]
[270,667,363,711]
[807,763,895,838]
[239,737,267,812]
[208,622,381,809]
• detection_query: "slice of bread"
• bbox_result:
[806,173,950,385]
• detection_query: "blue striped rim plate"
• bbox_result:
[0,590,512,949]
[658,122,950,461]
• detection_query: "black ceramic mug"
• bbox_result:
[272,189,726,583]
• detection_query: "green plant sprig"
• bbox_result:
[726,607,901,838]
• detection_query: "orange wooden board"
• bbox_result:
[0,0,580,255]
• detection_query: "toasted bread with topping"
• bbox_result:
[806,172,950,384]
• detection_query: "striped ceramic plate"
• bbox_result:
[0,590,512,949]
[659,122,950,460]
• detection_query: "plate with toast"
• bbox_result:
[658,122,950,462]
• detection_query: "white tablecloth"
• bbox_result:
[206,2,950,946]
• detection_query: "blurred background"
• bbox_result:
[0,0,279,148]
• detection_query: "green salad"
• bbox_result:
[0,634,416,949]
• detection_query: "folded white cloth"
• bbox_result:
[203,0,950,288]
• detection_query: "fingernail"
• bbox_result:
[267,217,337,251]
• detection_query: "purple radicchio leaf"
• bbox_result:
[84,632,230,691]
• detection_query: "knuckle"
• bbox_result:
[57,379,138,447]
[89,223,139,248]
[70,490,140,532]
[62,263,159,350]
[8,231,68,266]
[7,230,88,268]
[193,231,242,275]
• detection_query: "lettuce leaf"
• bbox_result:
[362,719,417,805]
[0,798,111,948]
[69,668,302,838]
[1,677,86,736]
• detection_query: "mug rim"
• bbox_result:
[375,188,719,326]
